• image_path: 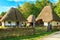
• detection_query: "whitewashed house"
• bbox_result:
[0,7,25,27]
[36,5,60,27]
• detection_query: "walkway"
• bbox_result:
[41,31,60,40]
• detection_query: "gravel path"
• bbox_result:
[41,31,60,40]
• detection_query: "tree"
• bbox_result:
[20,2,33,18]
[35,0,52,17]
[41,0,51,6]
[0,12,6,16]
[17,0,56,19]
[18,2,38,18]
[54,0,60,17]
[35,0,43,13]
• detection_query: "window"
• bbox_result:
[30,22,33,26]
[16,21,19,26]
[8,21,11,24]
[39,19,44,26]
[57,23,58,25]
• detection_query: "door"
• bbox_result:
[16,21,19,26]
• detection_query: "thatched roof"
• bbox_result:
[0,7,25,22]
[36,5,60,22]
[27,14,35,22]
[0,16,2,19]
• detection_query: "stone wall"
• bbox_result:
[0,28,35,38]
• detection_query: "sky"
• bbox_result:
[0,0,58,13]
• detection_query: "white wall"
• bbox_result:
[57,22,60,26]
[44,22,48,26]
[5,21,11,26]
[2,22,5,26]
[50,21,60,26]
[2,21,24,27]
[44,21,60,27]
[21,22,25,27]
[11,22,16,26]
[51,21,58,26]
[4,21,16,26]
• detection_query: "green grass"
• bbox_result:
[0,27,57,40]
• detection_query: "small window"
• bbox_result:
[16,21,19,26]
[8,21,11,24]
[57,23,58,25]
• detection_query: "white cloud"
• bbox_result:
[7,0,35,2]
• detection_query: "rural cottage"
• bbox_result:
[26,14,35,27]
[0,7,25,27]
[36,5,60,27]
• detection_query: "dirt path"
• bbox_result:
[41,31,60,40]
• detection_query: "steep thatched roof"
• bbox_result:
[0,7,25,22]
[0,16,2,19]
[36,5,60,22]
[27,14,35,22]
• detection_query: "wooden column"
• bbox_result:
[33,21,35,27]
[47,22,52,31]
[33,16,35,27]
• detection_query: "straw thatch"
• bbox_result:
[0,16,2,26]
[0,16,2,19]
[0,7,25,22]
[27,14,35,22]
[36,5,60,22]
